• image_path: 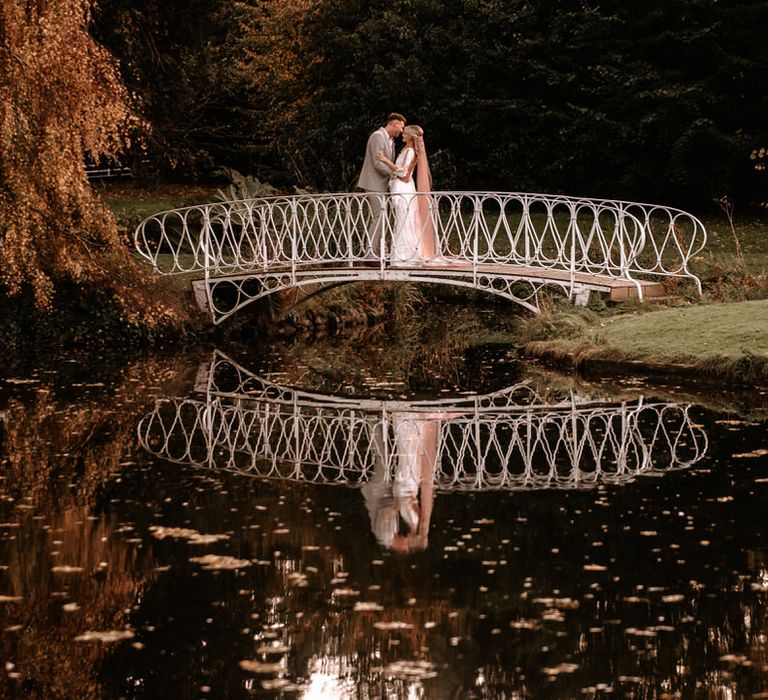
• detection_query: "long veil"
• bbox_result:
[415,142,436,258]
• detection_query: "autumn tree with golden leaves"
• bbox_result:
[0,0,186,328]
[233,0,333,185]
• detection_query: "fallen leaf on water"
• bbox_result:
[332,588,360,597]
[541,663,579,676]
[189,554,251,570]
[75,630,135,643]
[374,621,413,630]
[239,660,284,674]
[150,526,229,545]
[383,660,437,679]
[256,644,291,655]
[662,594,685,603]
[732,449,768,458]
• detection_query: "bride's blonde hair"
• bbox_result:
[403,124,431,190]
[404,125,425,156]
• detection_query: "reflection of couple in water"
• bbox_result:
[361,416,439,553]
[357,113,438,263]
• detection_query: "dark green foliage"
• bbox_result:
[92,0,281,181]
[96,0,768,206]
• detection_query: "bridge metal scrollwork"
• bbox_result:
[137,352,708,494]
[134,192,706,323]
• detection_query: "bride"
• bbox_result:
[376,125,436,262]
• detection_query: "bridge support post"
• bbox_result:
[192,280,209,311]
[573,286,591,306]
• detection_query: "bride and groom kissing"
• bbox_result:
[357,112,439,263]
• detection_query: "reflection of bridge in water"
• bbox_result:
[138,352,708,494]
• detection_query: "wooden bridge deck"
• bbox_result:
[385,260,665,301]
[192,259,665,310]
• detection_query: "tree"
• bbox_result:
[93,0,270,180]
[0,0,134,308]
[0,0,188,329]
[231,0,768,206]
[230,0,330,186]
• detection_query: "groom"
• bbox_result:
[357,112,406,258]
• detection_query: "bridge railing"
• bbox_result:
[134,191,706,290]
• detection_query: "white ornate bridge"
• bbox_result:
[133,191,706,324]
[137,352,708,492]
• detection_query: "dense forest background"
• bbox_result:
[91,0,768,209]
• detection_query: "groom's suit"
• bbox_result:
[358,127,395,191]
[357,127,396,257]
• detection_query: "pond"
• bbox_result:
[1,304,767,698]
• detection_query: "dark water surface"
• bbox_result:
[1,310,768,698]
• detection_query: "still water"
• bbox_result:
[1,308,768,698]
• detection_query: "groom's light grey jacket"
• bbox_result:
[357,128,395,192]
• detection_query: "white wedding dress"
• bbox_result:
[389,148,421,263]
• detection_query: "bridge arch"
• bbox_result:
[134,191,706,324]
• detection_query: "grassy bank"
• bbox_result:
[519,300,768,383]
[594,300,768,361]
[517,204,768,383]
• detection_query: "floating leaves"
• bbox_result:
[2,355,768,699]
[150,526,230,545]
[383,660,437,680]
[189,554,251,570]
[510,619,542,630]
[732,449,768,458]
[541,663,579,676]
[239,660,284,674]
[374,621,414,631]
[331,588,360,598]
[532,597,579,610]
[719,654,750,666]
[75,630,135,643]
[287,572,309,588]
[255,644,291,655]
[661,594,685,603]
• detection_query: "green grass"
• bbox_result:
[98,182,217,232]
[593,300,768,362]
[515,206,768,381]
[518,299,768,383]
[695,215,768,272]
